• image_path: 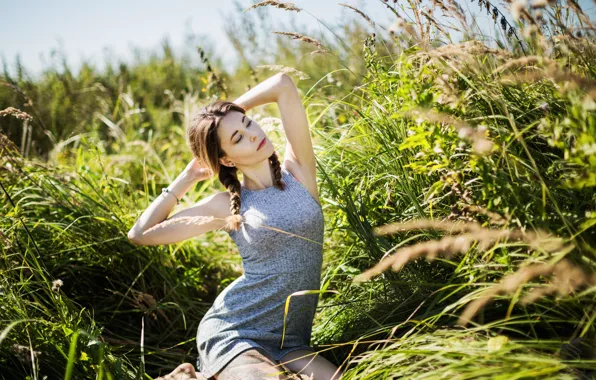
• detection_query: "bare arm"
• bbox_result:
[233,73,288,111]
[127,158,213,244]
[128,191,231,246]
[128,170,200,242]
[275,74,316,176]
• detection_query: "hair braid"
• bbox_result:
[269,151,286,191]
[218,165,243,231]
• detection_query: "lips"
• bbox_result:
[257,137,266,151]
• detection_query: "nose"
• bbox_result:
[250,134,257,142]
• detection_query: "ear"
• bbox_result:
[219,156,234,167]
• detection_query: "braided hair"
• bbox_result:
[186,100,286,232]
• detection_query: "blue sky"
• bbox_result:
[2,0,594,80]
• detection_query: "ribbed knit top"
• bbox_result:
[196,166,324,379]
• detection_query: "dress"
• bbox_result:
[196,166,325,379]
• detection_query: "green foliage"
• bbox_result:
[1,1,596,379]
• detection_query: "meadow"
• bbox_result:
[1,0,595,378]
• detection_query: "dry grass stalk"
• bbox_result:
[255,65,310,80]
[338,3,375,27]
[511,0,530,22]
[375,219,484,236]
[426,40,511,58]
[272,31,329,53]
[459,204,508,225]
[443,0,468,26]
[415,41,512,75]
[12,344,41,363]
[553,33,596,57]
[309,49,329,56]
[421,9,449,36]
[530,0,548,8]
[388,18,421,43]
[457,258,596,326]
[431,0,449,12]
[0,131,20,154]
[501,66,596,99]
[403,107,495,155]
[353,219,567,283]
[243,0,301,13]
[566,0,584,16]
[129,289,169,322]
[494,56,555,73]
[405,0,425,44]
[0,107,33,121]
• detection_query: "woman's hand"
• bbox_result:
[184,158,213,182]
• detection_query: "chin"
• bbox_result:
[260,144,272,156]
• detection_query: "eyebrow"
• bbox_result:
[230,115,247,142]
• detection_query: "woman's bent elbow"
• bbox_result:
[128,231,145,246]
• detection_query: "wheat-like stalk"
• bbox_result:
[353,219,567,283]
[243,0,301,13]
[421,9,449,36]
[457,258,596,326]
[501,66,596,99]
[444,0,468,26]
[0,107,33,121]
[493,55,555,73]
[338,3,375,27]
[272,31,329,53]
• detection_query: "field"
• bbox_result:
[1,0,595,378]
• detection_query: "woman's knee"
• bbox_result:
[214,348,288,380]
[279,350,343,380]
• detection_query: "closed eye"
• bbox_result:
[235,120,251,143]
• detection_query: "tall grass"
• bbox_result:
[1,0,595,378]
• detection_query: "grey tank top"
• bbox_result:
[196,166,324,378]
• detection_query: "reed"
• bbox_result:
[272,31,330,53]
[338,3,375,27]
[243,0,302,13]
[0,106,33,121]
[1,0,595,377]
[457,258,596,325]
[353,219,567,282]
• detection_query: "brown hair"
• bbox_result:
[186,100,286,232]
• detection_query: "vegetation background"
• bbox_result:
[1,0,595,378]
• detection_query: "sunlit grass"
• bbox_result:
[1,0,595,378]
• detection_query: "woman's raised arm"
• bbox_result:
[127,158,212,242]
[232,73,288,112]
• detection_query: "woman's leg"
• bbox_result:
[214,348,290,380]
[278,350,343,380]
[156,363,208,380]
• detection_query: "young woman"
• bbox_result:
[128,73,343,380]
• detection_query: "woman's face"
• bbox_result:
[217,110,272,167]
